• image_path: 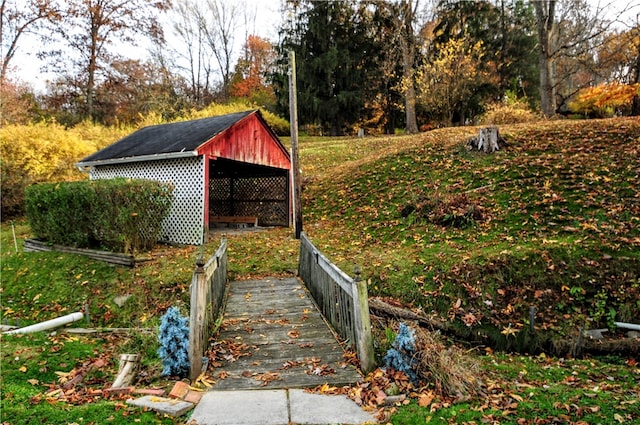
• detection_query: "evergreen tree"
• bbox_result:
[276,0,377,136]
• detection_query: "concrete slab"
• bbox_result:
[289,389,377,425]
[189,390,289,425]
[126,395,193,417]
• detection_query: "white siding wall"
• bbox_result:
[89,156,205,245]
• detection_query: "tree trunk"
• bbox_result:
[404,69,419,134]
[370,298,640,357]
[400,0,419,134]
[534,1,557,117]
[368,298,453,333]
[632,95,640,116]
[632,37,640,116]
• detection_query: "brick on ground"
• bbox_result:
[184,390,204,404]
[134,388,166,396]
[169,381,190,399]
[103,386,135,396]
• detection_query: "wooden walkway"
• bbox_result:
[207,277,362,390]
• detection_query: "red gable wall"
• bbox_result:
[195,112,290,169]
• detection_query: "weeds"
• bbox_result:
[385,323,485,399]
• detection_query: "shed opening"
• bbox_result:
[208,158,290,228]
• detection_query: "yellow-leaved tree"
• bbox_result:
[0,121,130,218]
[414,38,491,125]
[187,102,289,136]
[568,83,640,117]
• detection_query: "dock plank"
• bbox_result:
[206,277,362,391]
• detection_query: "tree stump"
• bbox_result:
[467,126,505,153]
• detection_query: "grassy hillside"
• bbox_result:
[300,117,639,350]
[1,117,639,424]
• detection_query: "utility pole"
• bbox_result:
[289,50,302,239]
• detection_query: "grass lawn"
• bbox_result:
[2,117,639,423]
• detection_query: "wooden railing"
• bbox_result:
[188,238,228,381]
[298,232,375,373]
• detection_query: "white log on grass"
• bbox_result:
[3,312,84,334]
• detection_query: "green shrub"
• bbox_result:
[25,178,173,253]
[0,121,131,220]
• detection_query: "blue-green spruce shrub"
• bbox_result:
[157,307,190,377]
[384,322,419,384]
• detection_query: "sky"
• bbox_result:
[8,0,639,94]
[10,0,284,93]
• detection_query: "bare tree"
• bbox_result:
[43,0,170,121]
[202,0,241,101]
[170,0,214,106]
[0,0,59,82]
[168,0,243,103]
[533,0,638,116]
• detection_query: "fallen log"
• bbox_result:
[23,239,135,267]
[555,334,640,357]
[61,358,107,391]
[369,297,640,357]
[61,327,155,334]
[368,298,453,333]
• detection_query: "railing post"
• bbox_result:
[189,257,206,382]
[352,266,375,374]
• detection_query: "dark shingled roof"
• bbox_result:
[79,110,255,164]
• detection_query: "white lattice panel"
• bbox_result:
[90,157,205,245]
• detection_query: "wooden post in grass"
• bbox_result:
[112,354,140,388]
[352,266,375,373]
[289,50,303,239]
[189,257,206,382]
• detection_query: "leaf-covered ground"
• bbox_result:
[2,117,639,424]
[300,117,640,351]
[386,353,639,424]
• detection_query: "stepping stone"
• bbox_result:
[126,395,193,417]
[190,390,288,425]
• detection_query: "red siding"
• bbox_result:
[195,112,290,169]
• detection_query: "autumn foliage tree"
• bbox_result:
[415,37,493,125]
[596,27,640,84]
[229,35,277,108]
[94,59,187,126]
[41,0,171,122]
[569,83,640,117]
[0,78,40,125]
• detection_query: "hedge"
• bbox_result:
[25,178,174,254]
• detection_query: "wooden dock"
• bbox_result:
[207,277,362,390]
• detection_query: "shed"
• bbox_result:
[77,110,291,245]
